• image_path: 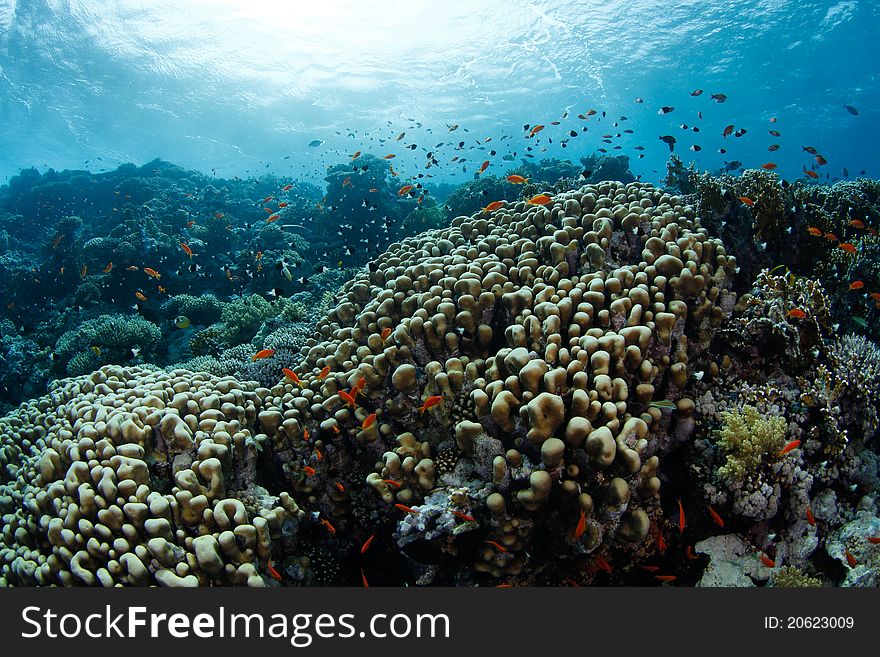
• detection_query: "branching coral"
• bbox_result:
[716,405,788,483]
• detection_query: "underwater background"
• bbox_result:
[0,0,878,587]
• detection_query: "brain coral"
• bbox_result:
[0,181,739,586]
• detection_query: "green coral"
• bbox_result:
[716,405,788,482]
[771,566,822,587]
[54,313,161,375]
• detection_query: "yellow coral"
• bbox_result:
[716,405,788,482]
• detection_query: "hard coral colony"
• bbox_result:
[0,168,879,588]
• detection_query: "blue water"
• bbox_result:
[0,0,877,185]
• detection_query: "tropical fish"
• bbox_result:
[380,327,393,341]
[334,481,345,492]
[806,506,815,527]
[844,550,857,567]
[351,151,361,159]
[484,540,508,553]
[360,568,369,588]
[768,144,780,151]
[710,93,727,102]
[252,348,276,361]
[762,162,777,170]
[639,565,660,572]
[649,399,677,409]
[804,169,819,179]
[266,213,280,223]
[658,106,675,115]
[398,184,414,197]
[839,242,857,254]
[824,232,839,241]
[760,554,776,568]
[395,503,420,515]
[91,346,101,356]
[815,154,827,166]
[320,518,336,535]
[807,227,823,236]
[418,395,443,414]
[866,537,880,544]
[528,124,545,137]
[451,510,476,522]
[308,139,323,147]
[844,105,859,116]
[277,202,288,208]
[361,413,377,430]
[174,315,191,329]
[527,194,552,205]
[654,575,677,582]
[677,498,686,533]
[361,535,375,553]
[382,479,402,488]
[722,124,734,137]
[282,368,304,386]
[659,135,676,151]
[574,509,587,539]
[383,154,396,159]
[303,466,316,477]
[849,219,865,229]
[180,242,193,257]
[686,546,699,560]
[341,177,352,188]
[777,439,801,457]
[135,291,147,302]
[850,281,865,291]
[593,555,612,573]
[477,160,490,174]
[103,262,113,273]
[740,196,755,206]
[506,174,529,184]
[657,529,667,552]
[143,267,161,279]
[267,559,282,581]
[282,183,293,191]
[786,308,806,319]
[690,89,703,96]
[707,504,724,528]
[339,390,357,408]
[318,365,331,379]
[769,130,781,137]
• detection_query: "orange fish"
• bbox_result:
[677,498,686,533]
[395,503,420,515]
[361,413,377,430]
[282,368,304,386]
[484,540,508,553]
[361,568,369,588]
[282,184,293,191]
[267,559,282,581]
[482,200,505,213]
[214,213,224,219]
[824,232,839,241]
[266,214,280,223]
[804,169,819,179]
[787,308,807,319]
[707,505,724,528]
[80,265,88,278]
[806,506,815,527]
[351,151,361,160]
[574,510,587,539]
[506,175,529,184]
[871,293,880,302]
[186,220,196,227]
[839,242,857,254]
[451,510,476,522]
[866,537,880,544]
[654,575,676,583]
[143,267,161,279]
[657,529,667,552]
[760,554,776,568]
[849,219,865,229]
[383,154,396,159]
[303,466,316,477]
[419,395,443,414]
[263,195,274,203]
[594,555,612,574]
[639,565,660,572]
[777,439,801,457]
[527,194,552,205]
[277,202,288,208]
[361,534,374,553]
[685,545,699,560]
[303,428,310,442]
[815,154,827,166]
[180,242,193,257]
[477,160,490,174]
[850,281,865,291]
[722,124,734,137]
[528,124,545,137]
[761,162,777,170]
[807,226,823,236]
[339,390,357,408]
[739,196,755,206]
[318,365,331,379]
[844,550,857,567]
[320,518,336,535]
[342,177,352,188]
[158,286,166,294]
[135,291,147,302]
[252,348,276,361]
[103,262,113,273]
[398,184,414,196]
[382,479,402,488]
[334,481,345,492]
[381,327,392,340]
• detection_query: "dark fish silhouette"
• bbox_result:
[711,93,727,102]
[844,105,859,116]
[659,106,675,115]
[659,135,676,152]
